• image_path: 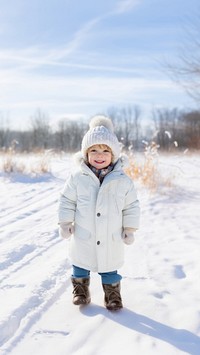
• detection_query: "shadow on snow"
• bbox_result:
[81,304,200,355]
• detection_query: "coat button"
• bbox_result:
[97,213,101,217]
[97,241,100,245]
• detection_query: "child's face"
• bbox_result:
[87,144,112,170]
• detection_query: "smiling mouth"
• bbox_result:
[95,160,105,164]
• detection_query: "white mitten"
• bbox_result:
[59,222,74,239]
[122,228,135,245]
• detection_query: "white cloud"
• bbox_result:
[0,47,146,75]
[115,0,140,14]
[0,0,143,74]
[49,17,102,62]
[0,17,103,72]
[0,67,193,130]
[0,69,188,113]
[0,0,195,131]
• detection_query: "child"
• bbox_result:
[58,115,140,311]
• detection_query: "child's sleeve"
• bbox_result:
[122,181,140,230]
[58,174,77,223]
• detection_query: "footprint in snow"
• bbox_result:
[173,265,186,279]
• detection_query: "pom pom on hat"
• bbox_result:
[89,115,114,132]
[81,115,120,163]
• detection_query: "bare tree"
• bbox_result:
[55,119,87,152]
[30,109,51,150]
[182,110,200,149]
[0,113,10,148]
[132,105,141,149]
[151,108,182,150]
[56,120,68,151]
[107,105,142,149]
[106,107,124,143]
[166,16,200,104]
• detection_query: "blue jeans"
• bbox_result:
[72,265,122,285]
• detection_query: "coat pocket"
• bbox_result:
[113,192,125,215]
[74,223,91,241]
[70,223,93,268]
[112,229,123,242]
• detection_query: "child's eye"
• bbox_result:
[103,150,110,153]
[90,149,96,153]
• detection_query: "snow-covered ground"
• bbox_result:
[0,152,200,355]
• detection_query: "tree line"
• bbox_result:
[1,15,200,153]
[0,106,200,153]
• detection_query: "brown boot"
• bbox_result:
[71,277,91,305]
[102,282,123,311]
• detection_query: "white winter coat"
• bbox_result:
[58,155,140,273]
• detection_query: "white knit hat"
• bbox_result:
[81,115,120,163]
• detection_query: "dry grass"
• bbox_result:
[125,142,173,191]
[1,140,177,190]
[0,141,52,175]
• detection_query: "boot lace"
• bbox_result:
[73,283,88,297]
[105,285,122,304]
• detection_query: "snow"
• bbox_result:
[0,152,200,355]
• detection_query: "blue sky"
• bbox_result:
[0,0,199,130]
